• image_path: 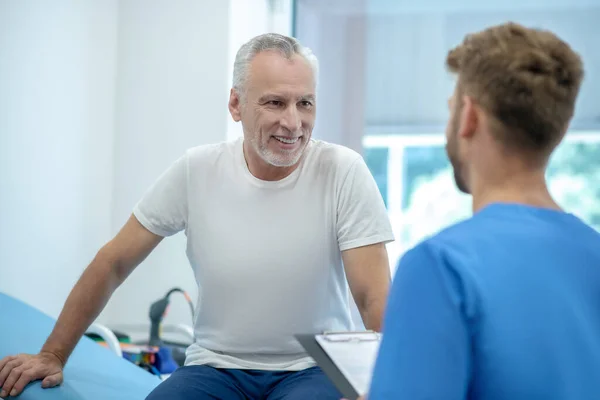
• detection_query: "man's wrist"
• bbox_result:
[40,348,67,367]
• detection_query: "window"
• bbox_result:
[364,131,600,272]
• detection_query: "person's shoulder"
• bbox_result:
[307,139,363,171]
[402,216,483,273]
[428,216,481,249]
[183,138,239,166]
[403,219,475,260]
[398,228,480,319]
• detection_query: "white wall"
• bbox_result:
[0,0,118,319]
[103,0,232,334]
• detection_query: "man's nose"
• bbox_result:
[280,106,301,131]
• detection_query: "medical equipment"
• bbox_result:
[148,287,194,346]
[138,287,194,374]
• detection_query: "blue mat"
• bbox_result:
[0,292,161,399]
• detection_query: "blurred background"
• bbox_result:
[1,0,598,338]
[294,0,600,275]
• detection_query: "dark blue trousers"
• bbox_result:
[145,365,342,400]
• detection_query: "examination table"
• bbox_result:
[0,292,161,399]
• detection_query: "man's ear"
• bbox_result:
[228,88,242,122]
[458,95,478,139]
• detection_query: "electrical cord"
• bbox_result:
[164,287,195,321]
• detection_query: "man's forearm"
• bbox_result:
[40,254,123,365]
[360,294,388,332]
[342,242,391,333]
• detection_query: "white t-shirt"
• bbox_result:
[133,137,394,371]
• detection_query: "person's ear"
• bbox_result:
[458,95,478,139]
[228,89,242,122]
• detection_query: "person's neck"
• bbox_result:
[470,170,562,213]
[242,141,299,181]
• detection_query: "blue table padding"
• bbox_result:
[0,292,161,399]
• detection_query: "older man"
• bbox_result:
[0,33,393,400]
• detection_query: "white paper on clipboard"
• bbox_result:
[315,331,382,396]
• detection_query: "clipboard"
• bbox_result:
[295,331,381,400]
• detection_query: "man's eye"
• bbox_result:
[267,100,283,107]
[300,101,313,108]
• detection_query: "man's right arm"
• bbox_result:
[0,214,163,398]
[366,242,472,400]
[42,214,163,363]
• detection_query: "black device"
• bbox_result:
[148,287,195,347]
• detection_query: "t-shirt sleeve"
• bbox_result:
[336,157,395,251]
[367,242,472,399]
[133,153,188,237]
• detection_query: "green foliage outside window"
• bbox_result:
[365,137,600,249]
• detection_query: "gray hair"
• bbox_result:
[232,33,319,97]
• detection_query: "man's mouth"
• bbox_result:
[273,136,300,144]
